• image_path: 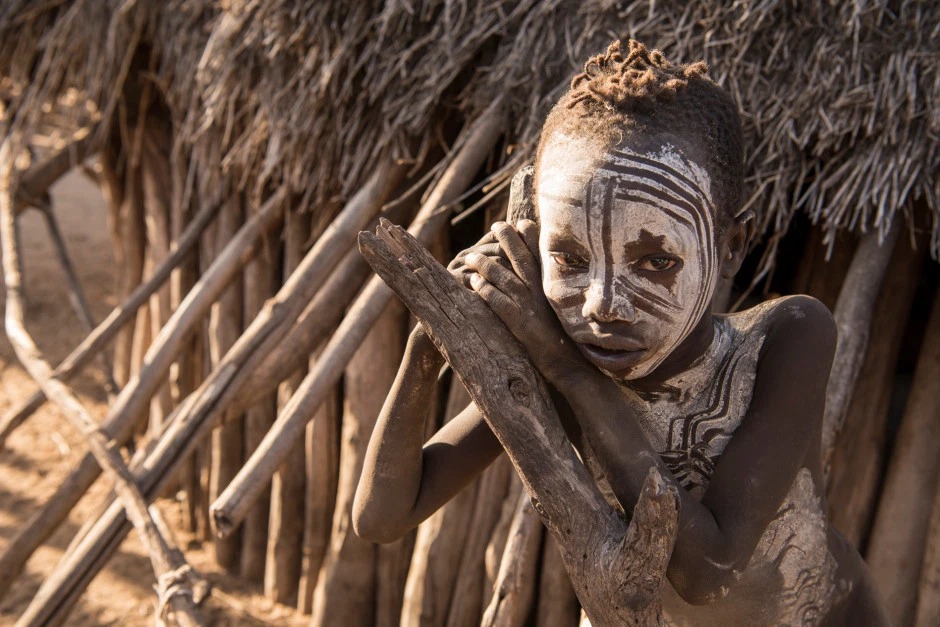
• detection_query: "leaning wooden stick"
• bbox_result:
[0,188,278,602]
[15,129,96,214]
[481,490,544,627]
[37,202,118,394]
[15,158,405,624]
[0,196,220,447]
[358,220,680,626]
[0,139,204,627]
[822,223,899,470]
[211,99,506,533]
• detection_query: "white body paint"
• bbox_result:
[537,134,719,380]
[578,300,848,626]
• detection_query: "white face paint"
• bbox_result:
[537,133,719,380]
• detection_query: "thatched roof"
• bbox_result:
[2,0,939,263]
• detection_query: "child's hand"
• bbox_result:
[462,220,592,387]
[447,230,510,288]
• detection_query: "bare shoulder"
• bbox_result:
[727,294,836,357]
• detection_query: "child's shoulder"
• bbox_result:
[724,294,836,356]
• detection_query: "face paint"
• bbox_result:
[537,134,719,380]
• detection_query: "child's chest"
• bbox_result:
[626,316,766,499]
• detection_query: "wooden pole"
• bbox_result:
[535,532,581,627]
[310,300,407,625]
[823,224,900,467]
[297,373,341,614]
[866,284,940,626]
[401,381,480,627]
[826,235,925,545]
[208,194,245,572]
[359,221,680,625]
[239,235,279,582]
[8,161,403,620]
[0,188,283,601]
[141,118,176,433]
[211,100,507,531]
[116,156,148,388]
[481,491,544,627]
[264,208,311,605]
[915,479,940,626]
[484,476,523,608]
[445,450,514,627]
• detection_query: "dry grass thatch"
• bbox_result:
[2,0,939,263]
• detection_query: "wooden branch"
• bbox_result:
[37,202,118,394]
[16,129,96,214]
[239,236,278,582]
[866,284,940,626]
[207,195,245,572]
[210,99,506,533]
[485,477,523,606]
[481,490,544,627]
[0,195,220,448]
[446,437,514,627]
[358,221,679,625]
[535,533,581,627]
[915,478,940,626]
[310,301,406,626]
[12,158,405,623]
[264,208,311,605]
[0,139,204,627]
[297,372,341,614]
[401,382,480,627]
[827,235,924,543]
[823,223,900,469]
[0,187,280,604]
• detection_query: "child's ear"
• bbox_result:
[720,209,754,279]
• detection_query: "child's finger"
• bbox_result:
[465,252,528,305]
[490,222,540,289]
[469,273,521,322]
[448,243,503,268]
[517,219,540,260]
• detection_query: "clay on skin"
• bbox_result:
[536,135,851,624]
[538,133,718,380]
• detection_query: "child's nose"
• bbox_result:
[582,280,637,323]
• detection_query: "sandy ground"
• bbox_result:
[0,171,306,625]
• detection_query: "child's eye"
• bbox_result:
[550,252,588,269]
[637,255,680,272]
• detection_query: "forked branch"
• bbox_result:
[359,220,680,626]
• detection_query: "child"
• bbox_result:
[353,40,887,626]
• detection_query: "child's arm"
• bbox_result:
[353,260,506,543]
[465,222,835,604]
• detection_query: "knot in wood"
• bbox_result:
[508,377,530,404]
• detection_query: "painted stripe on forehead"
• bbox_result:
[613,189,695,228]
[608,151,718,337]
[599,162,709,219]
[609,150,717,214]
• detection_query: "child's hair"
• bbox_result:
[535,40,745,224]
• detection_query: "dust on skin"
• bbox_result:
[537,133,718,381]
[537,135,853,625]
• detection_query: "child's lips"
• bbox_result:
[576,341,647,372]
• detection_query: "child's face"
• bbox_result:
[536,132,720,380]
